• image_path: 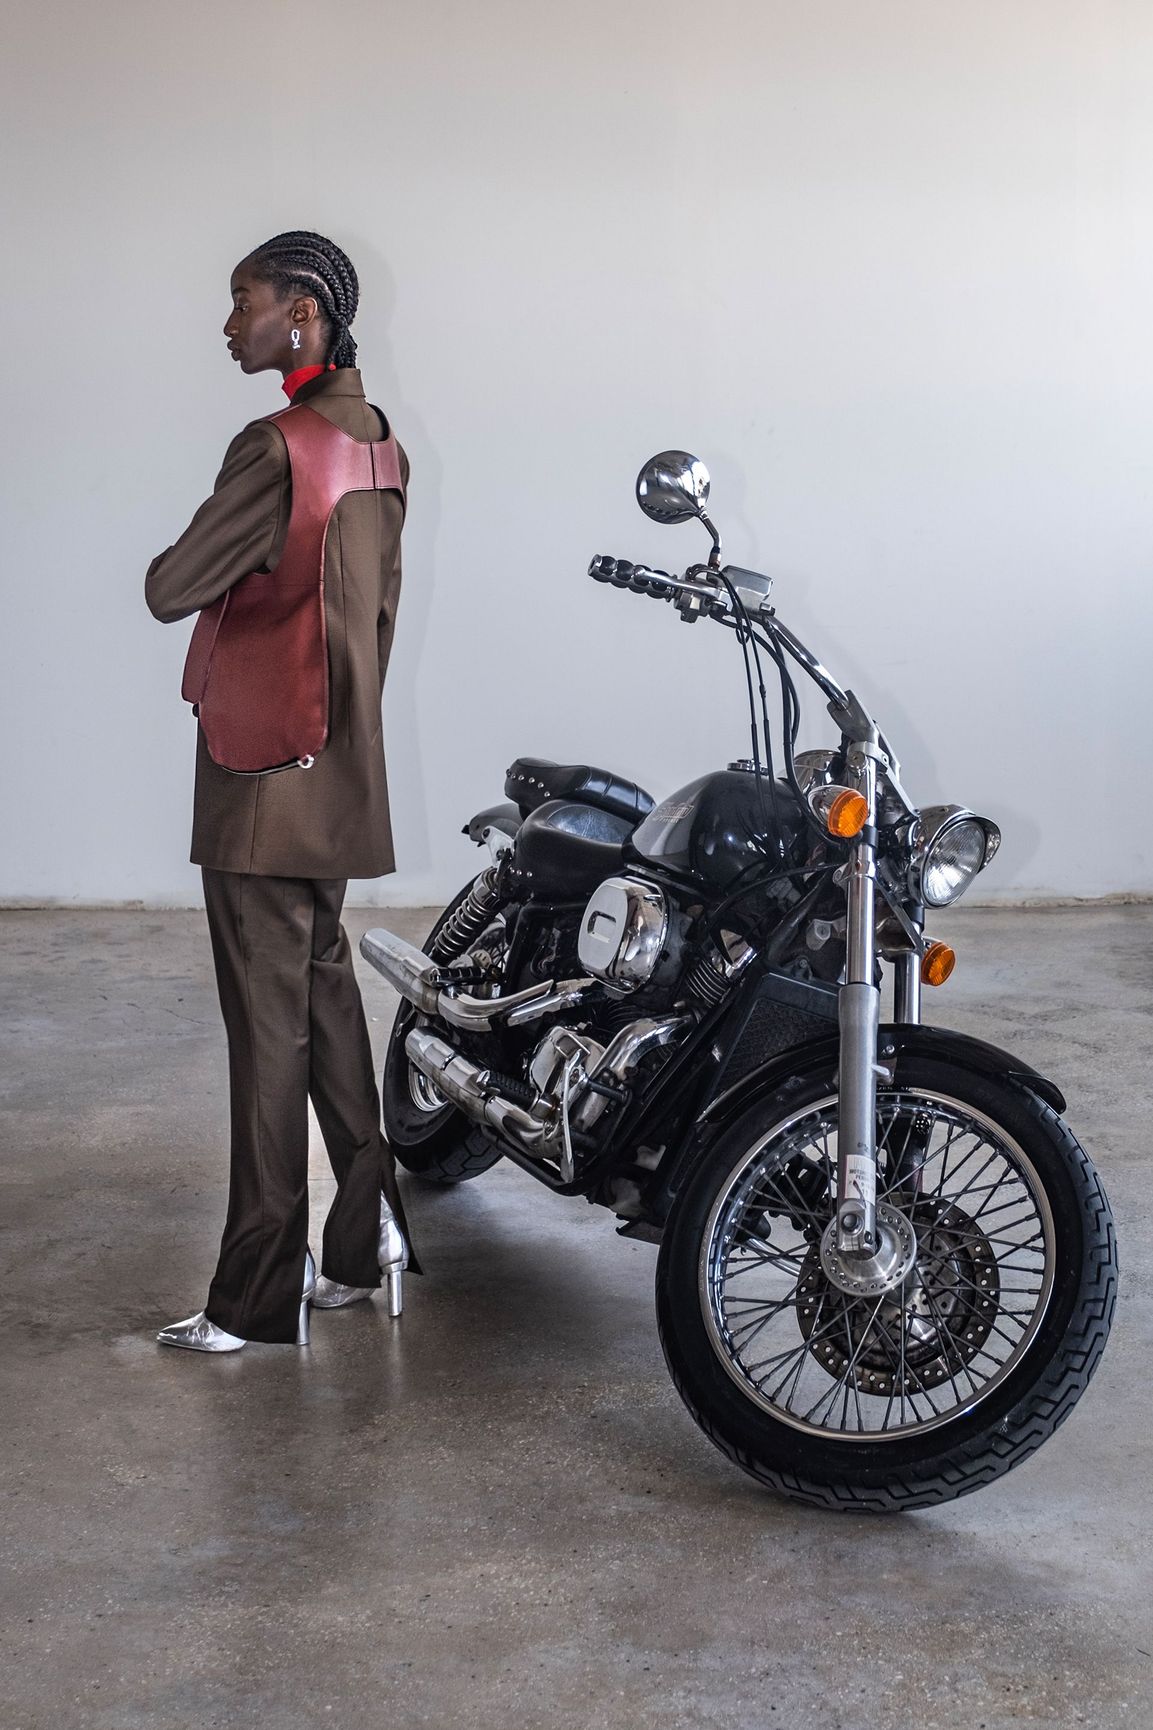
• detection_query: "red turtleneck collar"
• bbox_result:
[282,363,335,401]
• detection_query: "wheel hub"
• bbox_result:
[798,1196,1003,1397]
[702,1086,1056,1438]
[819,1202,917,1297]
[408,1060,450,1115]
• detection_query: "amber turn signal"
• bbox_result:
[825,789,869,839]
[921,941,956,987]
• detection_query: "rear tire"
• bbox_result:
[380,886,504,1186]
[656,1056,1117,1512]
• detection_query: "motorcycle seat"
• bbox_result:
[505,757,655,827]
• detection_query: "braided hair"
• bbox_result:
[248,230,360,368]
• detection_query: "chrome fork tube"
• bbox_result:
[836,752,880,1255]
[893,951,922,1025]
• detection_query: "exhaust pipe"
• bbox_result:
[360,926,590,1031]
[404,1028,548,1146]
[360,928,441,1014]
[403,1015,694,1173]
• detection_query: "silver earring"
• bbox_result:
[291,328,301,351]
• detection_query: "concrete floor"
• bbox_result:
[1,903,1150,1730]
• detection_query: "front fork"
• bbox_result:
[835,750,882,1255]
[834,747,925,1255]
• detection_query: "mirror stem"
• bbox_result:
[699,509,722,568]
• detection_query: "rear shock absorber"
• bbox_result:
[430,865,506,964]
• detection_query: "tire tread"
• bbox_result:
[657,1078,1118,1513]
[406,1125,504,1187]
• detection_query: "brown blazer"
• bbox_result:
[146,369,408,878]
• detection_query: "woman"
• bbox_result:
[146,230,418,1352]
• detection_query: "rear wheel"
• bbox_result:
[380,886,504,1185]
[656,1056,1117,1512]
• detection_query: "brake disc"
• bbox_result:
[796,1198,1000,1396]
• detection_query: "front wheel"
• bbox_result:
[656,1055,1117,1512]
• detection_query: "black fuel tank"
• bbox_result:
[626,768,806,890]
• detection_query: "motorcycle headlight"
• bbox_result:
[911,806,1001,908]
[793,748,839,796]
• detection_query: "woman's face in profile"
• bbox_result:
[223,261,296,374]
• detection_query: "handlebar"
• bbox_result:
[588,555,722,611]
[588,553,858,720]
[588,555,669,593]
[588,555,769,622]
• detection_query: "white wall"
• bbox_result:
[2,0,1151,905]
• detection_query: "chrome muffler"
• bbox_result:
[403,1012,694,1178]
[404,1028,549,1146]
[359,925,591,1032]
[360,928,441,1014]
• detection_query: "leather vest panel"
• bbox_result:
[181,404,405,775]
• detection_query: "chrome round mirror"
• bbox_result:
[636,451,711,525]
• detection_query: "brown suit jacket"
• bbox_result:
[146,369,408,878]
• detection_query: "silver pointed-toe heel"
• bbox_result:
[379,1196,410,1320]
[297,1247,318,1345]
[159,1247,318,1350]
[157,1312,247,1353]
[312,1273,376,1309]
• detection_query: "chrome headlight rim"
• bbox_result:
[793,748,840,798]
[909,805,1001,908]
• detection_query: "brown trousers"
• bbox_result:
[201,869,416,1343]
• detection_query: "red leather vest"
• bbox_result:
[181,404,405,774]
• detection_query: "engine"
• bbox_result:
[364,848,823,1193]
[576,874,685,993]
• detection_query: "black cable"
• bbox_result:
[707,583,834,855]
[744,616,786,855]
[635,571,843,958]
[751,620,836,850]
[716,573,784,863]
[762,868,840,967]
[705,858,833,941]
[720,602,827,851]
[722,581,763,770]
[654,562,842,858]
[718,578,769,833]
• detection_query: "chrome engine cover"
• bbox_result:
[577,875,669,992]
[528,1025,605,1107]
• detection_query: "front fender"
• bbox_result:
[643,1023,1065,1229]
[699,1021,1066,1136]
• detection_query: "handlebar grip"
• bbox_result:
[589,555,635,588]
[588,556,675,596]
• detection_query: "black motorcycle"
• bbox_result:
[361,452,1117,1512]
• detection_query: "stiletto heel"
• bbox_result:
[297,1246,317,1346]
[379,1195,409,1322]
[309,1205,410,1317]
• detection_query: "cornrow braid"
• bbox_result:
[249,229,360,368]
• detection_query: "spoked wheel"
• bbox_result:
[380,887,504,1185]
[657,1056,1117,1511]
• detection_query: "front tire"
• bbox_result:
[656,1055,1117,1512]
